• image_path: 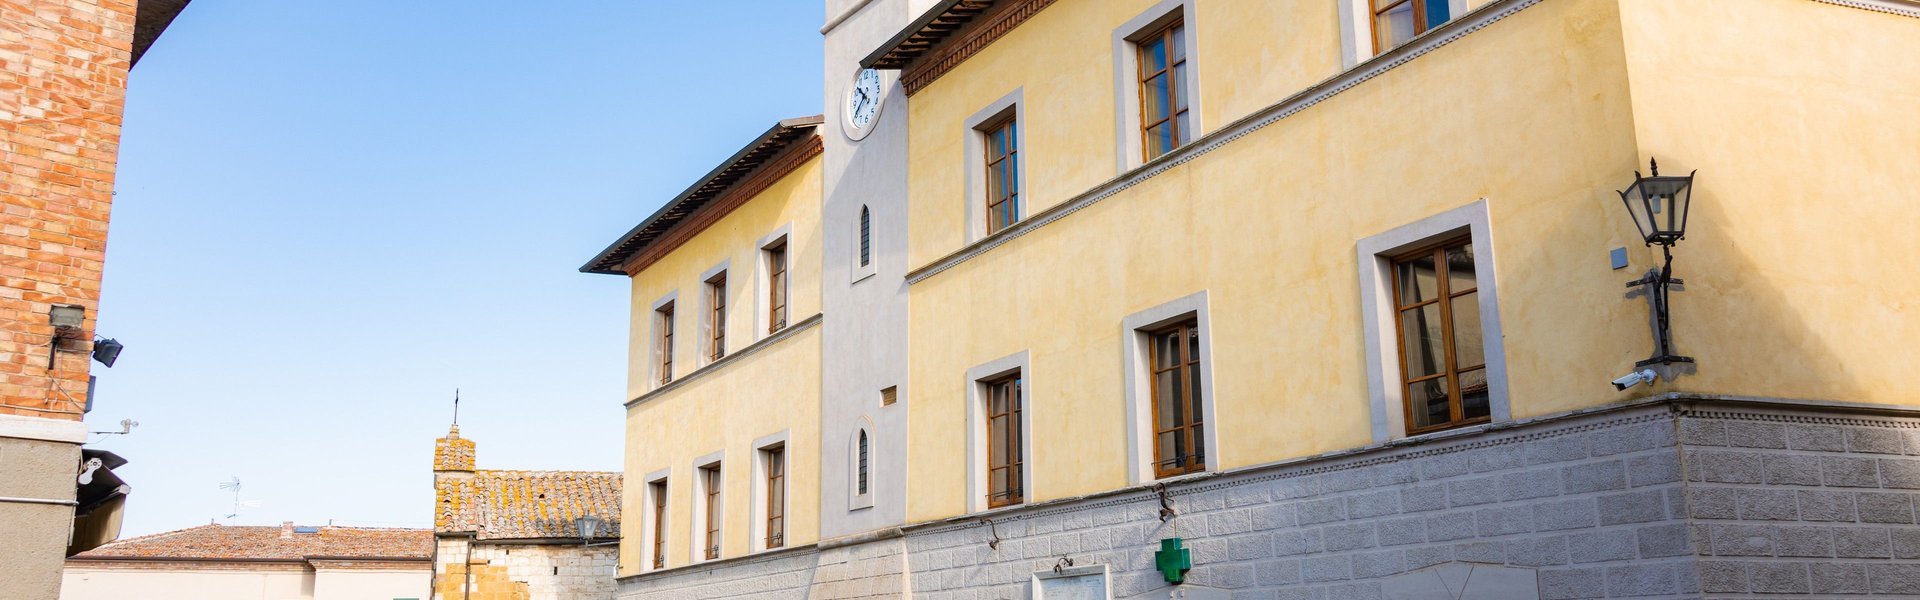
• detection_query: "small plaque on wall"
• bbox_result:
[1032,564,1110,600]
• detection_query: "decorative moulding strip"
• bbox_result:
[902,0,1059,96]
[903,0,1548,285]
[614,542,819,583]
[621,136,825,275]
[625,313,823,409]
[1810,0,1920,18]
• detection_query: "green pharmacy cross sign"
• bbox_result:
[1155,537,1192,584]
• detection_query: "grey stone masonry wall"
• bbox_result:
[1679,405,1920,597]
[612,398,1920,599]
[615,545,820,600]
[904,405,1695,600]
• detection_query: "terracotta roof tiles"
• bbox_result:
[71,524,431,562]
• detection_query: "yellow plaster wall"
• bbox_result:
[905,0,1649,521]
[617,154,825,574]
[625,156,824,401]
[618,324,822,574]
[904,0,1353,269]
[1613,0,1920,405]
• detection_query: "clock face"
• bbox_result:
[845,68,885,138]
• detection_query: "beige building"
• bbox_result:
[61,522,431,600]
[431,425,621,600]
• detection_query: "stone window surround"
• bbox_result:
[1355,198,1511,443]
[698,259,730,367]
[849,416,876,511]
[1120,290,1220,486]
[965,350,1033,514]
[639,467,671,571]
[852,206,877,284]
[1110,0,1206,174]
[647,291,678,390]
[963,88,1026,244]
[1335,0,1471,68]
[748,431,790,553]
[688,450,725,564]
[754,224,793,337]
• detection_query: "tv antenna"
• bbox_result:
[218,477,259,522]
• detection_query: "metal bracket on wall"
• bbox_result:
[1153,483,1177,522]
[979,517,1001,550]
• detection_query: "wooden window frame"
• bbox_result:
[701,465,722,560]
[983,373,1024,508]
[648,480,668,570]
[1148,320,1205,479]
[707,274,727,362]
[657,304,675,385]
[767,242,788,334]
[763,446,785,549]
[1135,18,1189,162]
[1368,0,1449,54]
[982,116,1020,235]
[1389,236,1489,435]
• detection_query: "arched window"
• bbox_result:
[858,206,872,267]
[856,430,870,495]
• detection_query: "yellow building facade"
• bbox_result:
[584,118,827,576]
[591,1,1920,598]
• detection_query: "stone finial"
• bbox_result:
[434,425,475,472]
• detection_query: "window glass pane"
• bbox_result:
[1409,376,1449,428]
[1006,120,1017,152]
[1424,0,1452,29]
[1175,111,1190,147]
[1451,292,1484,369]
[1460,368,1490,419]
[1142,74,1169,123]
[1158,368,1184,427]
[1395,253,1438,306]
[1142,36,1167,74]
[1377,2,1416,49]
[988,415,1007,464]
[991,467,1009,497]
[1170,25,1185,61]
[1190,423,1204,461]
[1147,123,1173,159]
[1400,304,1444,378]
[1171,64,1187,111]
[1446,243,1475,292]
[1157,431,1178,467]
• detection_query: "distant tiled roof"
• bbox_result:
[71,524,431,562]
[437,470,622,540]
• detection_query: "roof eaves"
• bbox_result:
[580,115,824,275]
[859,0,995,69]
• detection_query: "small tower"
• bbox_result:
[433,424,476,534]
[433,425,475,473]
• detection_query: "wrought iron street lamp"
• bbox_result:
[1617,158,1697,367]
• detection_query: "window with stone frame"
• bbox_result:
[648,479,668,569]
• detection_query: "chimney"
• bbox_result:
[280,521,294,539]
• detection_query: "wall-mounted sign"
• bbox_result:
[1032,564,1110,600]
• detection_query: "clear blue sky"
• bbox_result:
[94,1,825,535]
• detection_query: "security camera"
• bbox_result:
[1612,369,1659,391]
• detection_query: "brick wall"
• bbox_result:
[0,0,137,420]
[1680,407,1920,596]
